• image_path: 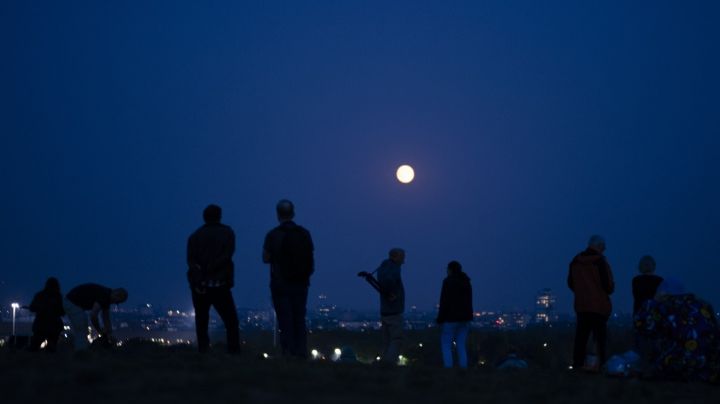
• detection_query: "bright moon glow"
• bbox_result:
[396,165,415,184]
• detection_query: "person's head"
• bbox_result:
[655,278,684,300]
[110,288,129,304]
[447,260,462,276]
[638,255,656,274]
[44,277,61,294]
[389,248,405,265]
[276,199,295,222]
[587,235,606,253]
[203,204,222,224]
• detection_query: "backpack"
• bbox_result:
[277,224,314,283]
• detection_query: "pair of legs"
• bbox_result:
[441,322,470,368]
[63,297,89,350]
[192,286,240,353]
[381,313,405,364]
[573,312,608,368]
[271,281,309,358]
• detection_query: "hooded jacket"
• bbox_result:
[377,259,405,316]
[567,248,615,316]
[437,271,473,323]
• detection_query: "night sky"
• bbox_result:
[2,1,719,314]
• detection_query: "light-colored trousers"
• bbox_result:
[63,297,89,350]
[381,314,404,363]
[441,321,470,368]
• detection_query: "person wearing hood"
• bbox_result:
[376,248,406,364]
[567,235,615,370]
[28,277,65,352]
[437,261,473,369]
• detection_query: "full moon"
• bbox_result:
[396,165,415,184]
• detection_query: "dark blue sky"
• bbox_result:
[2,1,719,314]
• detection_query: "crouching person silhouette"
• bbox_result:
[64,283,128,349]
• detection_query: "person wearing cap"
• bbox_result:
[635,279,720,382]
[64,283,128,349]
[263,199,315,359]
[187,204,240,354]
[632,255,663,315]
[567,235,615,370]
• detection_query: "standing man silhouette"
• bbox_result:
[263,199,314,359]
[567,235,615,370]
[187,204,240,354]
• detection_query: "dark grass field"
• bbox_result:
[1,328,718,403]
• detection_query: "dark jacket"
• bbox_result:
[437,271,473,323]
[29,288,64,336]
[187,222,236,288]
[263,221,315,286]
[377,259,405,316]
[567,248,615,316]
[632,274,663,314]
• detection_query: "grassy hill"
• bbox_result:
[1,328,717,403]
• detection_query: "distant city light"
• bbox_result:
[262,353,269,359]
[311,349,320,359]
[376,356,381,361]
[543,342,548,348]
[418,343,423,348]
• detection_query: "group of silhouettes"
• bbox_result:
[18,201,720,381]
[568,235,720,382]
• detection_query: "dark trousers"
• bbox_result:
[573,312,608,367]
[271,281,309,358]
[191,286,240,353]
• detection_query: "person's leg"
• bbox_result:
[271,283,293,356]
[573,312,592,368]
[455,322,470,369]
[191,289,211,353]
[64,298,89,350]
[381,316,391,361]
[383,314,404,364]
[440,323,455,368]
[289,285,309,358]
[211,287,241,353]
[592,313,608,366]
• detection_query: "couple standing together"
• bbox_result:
[186,200,313,357]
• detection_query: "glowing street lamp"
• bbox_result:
[11,303,20,336]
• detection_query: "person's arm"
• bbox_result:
[599,258,614,294]
[262,232,272,263]
[102,308,112,337]
[567,262,574,291]
[90,302,103,334]
[437,280,449,323]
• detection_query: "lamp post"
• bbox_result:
[11,302,20,336]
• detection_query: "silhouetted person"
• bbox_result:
[632,255,663,315]
[28,277,64,352]
[187,204,240,354]
[263,199,315,358]
[64,283,128,350]
[263,199,314,359]
[437,261,473,369]
[567,235,615,370]
[377,248,406,364]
